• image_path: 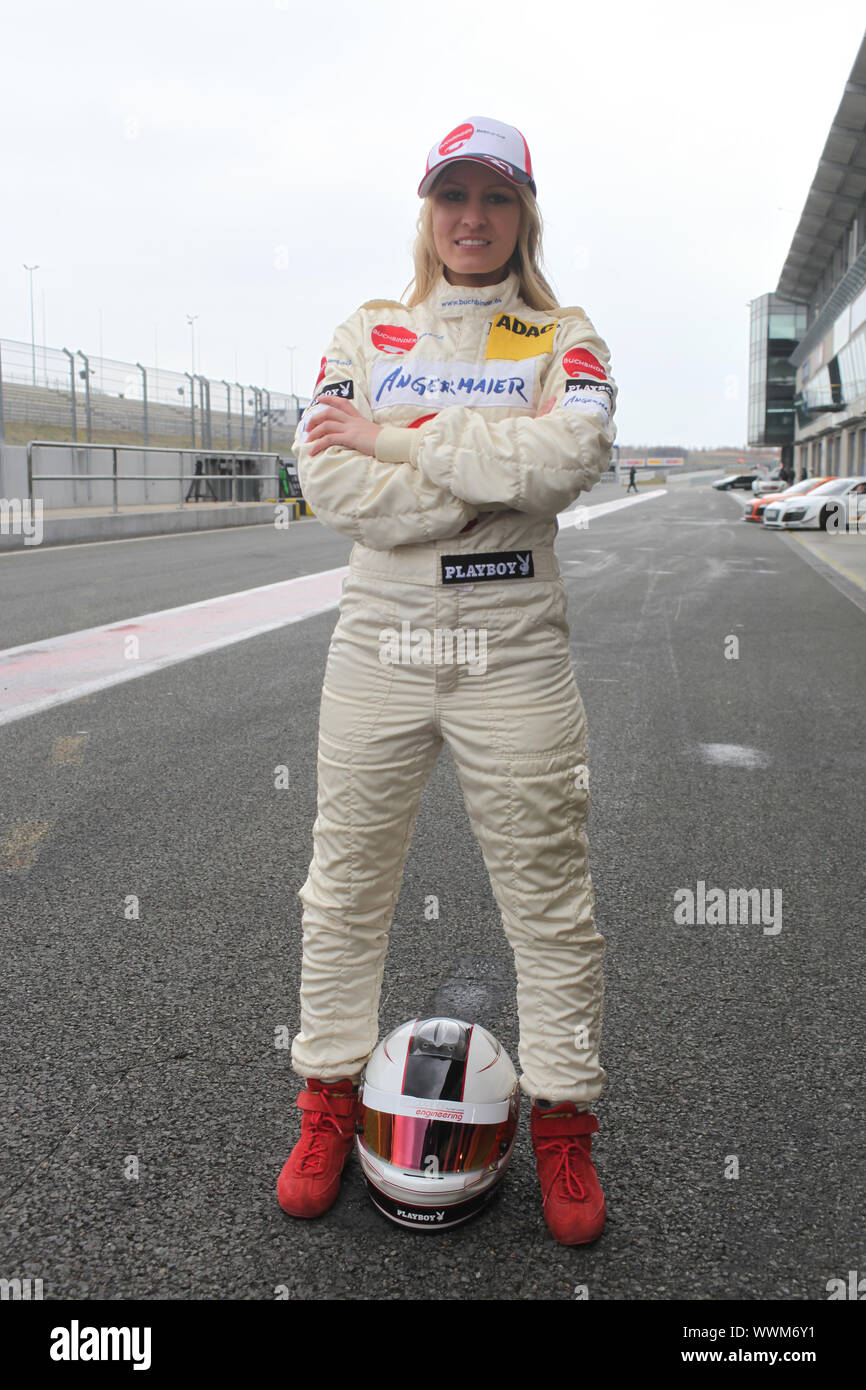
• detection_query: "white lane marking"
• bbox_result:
[0,491,668,727]
[697,743,770,769]
[558,489,667,528]
[0,567,348,728]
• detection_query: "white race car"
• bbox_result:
[763,476,866,530]
[752,472,788,496]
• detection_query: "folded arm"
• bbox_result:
[373,316,617,515]
[293,315,480,550]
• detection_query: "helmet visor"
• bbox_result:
[362,1106,516,1175]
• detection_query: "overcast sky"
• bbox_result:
[2,0,864,447]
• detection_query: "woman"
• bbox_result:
[277,117,617,1246]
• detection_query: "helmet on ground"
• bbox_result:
[356,1016,520,1231]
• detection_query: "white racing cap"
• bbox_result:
[418,116,536,198]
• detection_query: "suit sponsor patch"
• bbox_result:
[563,377,613,423]
[440,291,506,311]
[440,550,534,584]
[371,324,418,355]
[371,358,537,408]
[562,346,606,380]
[318,378,354,400]
[486,313,557,361]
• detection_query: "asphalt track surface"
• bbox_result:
[1,481,863,1302]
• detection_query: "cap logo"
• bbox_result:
[439,122,474,156]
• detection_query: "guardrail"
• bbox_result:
[25,440,302,512]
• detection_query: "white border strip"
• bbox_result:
[0,566,349,659]
[558,488,667,529]
[0,566,348,728]
[362,1083,510,1125]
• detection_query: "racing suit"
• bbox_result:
[290,268,617,1106]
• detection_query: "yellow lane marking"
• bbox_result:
[50,733,90,765]
[1,819,54,873]
[789,534,866,592]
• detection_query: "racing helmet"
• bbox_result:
[357,1016,520,1231]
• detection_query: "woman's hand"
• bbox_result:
[304,390,553,458]
[305,394,383,458]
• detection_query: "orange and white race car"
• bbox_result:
[742,476,835,523]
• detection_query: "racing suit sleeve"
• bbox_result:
[372,313,617,516]
[293,312,479,550]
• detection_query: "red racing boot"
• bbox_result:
[530,1102,607,1245]
[277,1078,360,1218]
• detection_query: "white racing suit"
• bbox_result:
[291,269,617,1106]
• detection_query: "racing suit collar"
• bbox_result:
[429,270,522,319]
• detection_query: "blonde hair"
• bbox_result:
[402,176,559,312]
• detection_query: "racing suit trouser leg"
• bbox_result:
[292,575,443,1082]
[437,578,607,1109]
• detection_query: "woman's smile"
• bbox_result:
[431,160,522,286]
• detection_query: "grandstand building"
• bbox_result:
[749,32,866,479]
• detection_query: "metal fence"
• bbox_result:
[25,440,300,511]
[0,337,310,452]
